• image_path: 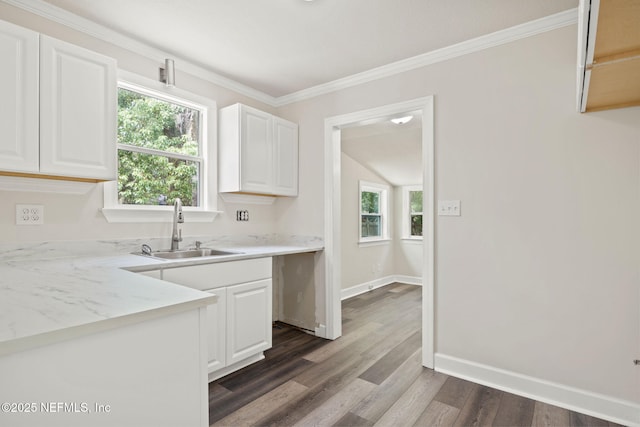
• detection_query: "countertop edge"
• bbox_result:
[123,245,324,272]
[0,294,216,357]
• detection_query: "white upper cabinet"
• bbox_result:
[219,103,298,196]
[0,21,39,173]
[272,117,299,196]
[40,36,116,180]
[239,106,272,194]
[0,20,117,181]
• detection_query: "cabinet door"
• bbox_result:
[39,36,117,180]
[240,105,272,193]
[205,288,226,373]
[226,278,272,365]
[0,21,39,173]
[272,117,298,196]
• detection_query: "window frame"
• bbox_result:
[359,180,390,244]
[102,70,219,223]
[402,185,423,240]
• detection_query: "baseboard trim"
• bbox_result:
[341,275,422,300]
[314,324,327,339]
[434,353,640,427]
[207,353,264,382]
[393,275,422,286]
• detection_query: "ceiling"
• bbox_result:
[40,0,578,98]
[25,0,576,185]
[342,114,422,186]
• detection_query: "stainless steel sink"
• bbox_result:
[137,248,241,260]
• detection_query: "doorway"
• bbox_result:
[323,97,435,368]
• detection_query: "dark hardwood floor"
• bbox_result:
[209,283,619,427]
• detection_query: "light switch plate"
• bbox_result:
[438,200,461,216]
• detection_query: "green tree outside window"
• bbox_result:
[409,190,423,237]
[117,88,202,206]
[361,190,381,238]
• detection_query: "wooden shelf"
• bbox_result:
[578,0,640,112]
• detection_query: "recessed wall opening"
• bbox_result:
[323,97,435,368]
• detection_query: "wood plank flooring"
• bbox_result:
[209,283,619,427]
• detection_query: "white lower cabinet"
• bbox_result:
[159,257,272,380]
[204,287,226,373]
[0,308,209,427]
[226,278,272,365]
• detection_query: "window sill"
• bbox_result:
[401,237,424,244]
[101,207,221,223]
[358,239,391,248]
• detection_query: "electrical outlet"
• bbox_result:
[16,204,44,225]
[236,210,249,221]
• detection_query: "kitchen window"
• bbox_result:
[102,71,218,223]
[403,186,423,239]
[359,181,389,243]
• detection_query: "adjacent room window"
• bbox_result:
[117,84,203,207]
[359,181,389,242]
[403,185,423,239]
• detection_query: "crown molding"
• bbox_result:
[274,8,579,106]
[1,0,277,106]
[3,0,577,108]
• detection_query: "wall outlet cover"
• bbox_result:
[16,204,44,225]
[235,210,249,221]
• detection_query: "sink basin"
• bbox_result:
[138,248,241,260]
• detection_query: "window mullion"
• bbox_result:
[117,143,202,163]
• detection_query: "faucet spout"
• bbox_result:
[171,198,184,251]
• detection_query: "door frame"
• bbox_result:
[323,96,435,368]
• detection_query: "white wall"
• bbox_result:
[0,3,281,244]
[393,187,423,278]
[340,153,395,290]
[340,151,424,291]
[277,24,640,409]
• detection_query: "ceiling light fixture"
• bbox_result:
[159,58,175,87]
[391,115,413,125]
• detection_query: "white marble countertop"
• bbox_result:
[0,236,323,357]
[124,243,325,272]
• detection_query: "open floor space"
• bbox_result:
[209,284,618,426]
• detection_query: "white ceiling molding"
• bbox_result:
[4,0,577,107]
[274,8,578,106]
